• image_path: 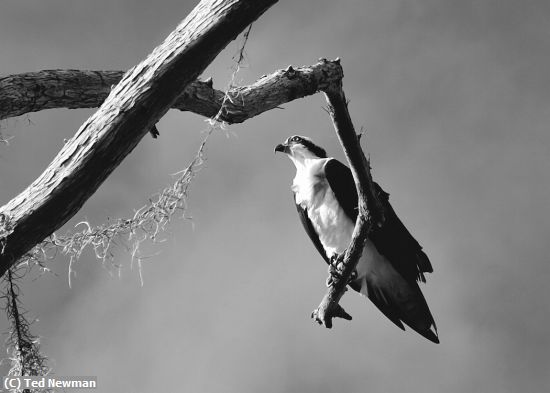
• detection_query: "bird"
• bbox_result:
[275,135,439,343]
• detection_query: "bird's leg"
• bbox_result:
[326,253,357,287]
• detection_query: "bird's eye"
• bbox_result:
[290,136,301,143]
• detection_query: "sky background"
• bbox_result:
[1,1,549,392]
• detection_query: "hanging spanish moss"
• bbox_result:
[2,266,51,392]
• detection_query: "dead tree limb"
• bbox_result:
[0,62,342,123]
[311,59,385,328]
[0,57,370,327]
[0,0,277,278]
[0,8,374,330]
[0,70,124,120]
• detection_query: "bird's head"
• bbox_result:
[274,135,327,166]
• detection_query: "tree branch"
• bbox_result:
[0,62,342,123]
[311,59,385,328]
[0,0,278,278]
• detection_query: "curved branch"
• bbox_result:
[0,62,343,123]
[311,66,385,328]
[0,0,278,278]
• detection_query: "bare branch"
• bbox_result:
[311,59,385,328]
[0,61,342,123]
[0,70,123,120]
[0,0,278,278]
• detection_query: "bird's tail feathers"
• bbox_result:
[353,268,439,344]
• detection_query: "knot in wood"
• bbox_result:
[284,65,296,79]
[203,77,213,88]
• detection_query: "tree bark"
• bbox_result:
[311,74,385,328]
[0,0,277,278]
[0,62,342,123]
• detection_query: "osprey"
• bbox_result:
[275,135,439,343]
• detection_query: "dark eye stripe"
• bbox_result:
[286,135,327,158]
[301,139,327,158]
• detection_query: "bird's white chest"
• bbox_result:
[293,168,354,258]
[289,158,389,296]
[309,189,355,258]
[292,164,386,286]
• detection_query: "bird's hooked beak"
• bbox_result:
[274,143,290,154]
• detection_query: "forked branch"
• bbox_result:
[0,0,278,278]
[0,58,377,328]
[0,4,374,330]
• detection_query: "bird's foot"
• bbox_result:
[326,253,357,287]
[326,253,343,287]
[329,253,344,269]
[311,294,352,328]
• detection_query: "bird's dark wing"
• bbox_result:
[295,201,330,264]
[323,159,358,221]
[324,158,433,284]
[369,183,433,283]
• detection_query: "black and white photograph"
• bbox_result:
[0,1,548,392]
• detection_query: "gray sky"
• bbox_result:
[1,1,549,392]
